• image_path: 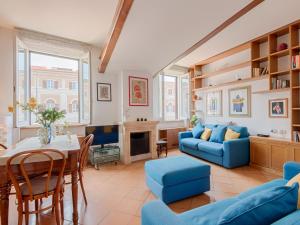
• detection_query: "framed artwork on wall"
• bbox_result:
[129,76,148,106]
[269,98,288,118]
[206,90,222,116]
[228,86,251,117]
[97,83,111,101]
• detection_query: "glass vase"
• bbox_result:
[38,125,52,145]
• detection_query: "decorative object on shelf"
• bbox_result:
[291,55,300,69]
[129,76,148,106]
[190,115,198,127]
[144,118,147,121]
[277,43,288,51]
[269,98,288,118]
[137,118,140,121]
[228,86,251,117]
[18,97,66,144]
[97,83,112,101]
[206,90,222,116]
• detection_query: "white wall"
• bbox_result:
[0,27,14,115]
[90,47,120,125]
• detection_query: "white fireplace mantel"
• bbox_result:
[120,121,159,164]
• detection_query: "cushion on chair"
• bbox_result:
[227,126,249,138]
[209,125,227,143]
[217,183,299,225]
[181,138,204,150]
[145,156,210,186]
[20,175,63,196]
[198,141,223,156]
[192,123,204,138]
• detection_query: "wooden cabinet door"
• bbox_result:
[250,141,270,168]
[293,147,300,162]
[270,144,288,171]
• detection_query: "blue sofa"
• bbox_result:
[142,162,300,225]
[179,124,250,168]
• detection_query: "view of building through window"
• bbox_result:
[164,75,177,120]
[30,52,80,123]
[16,48,90,126]
[159,74,189,121]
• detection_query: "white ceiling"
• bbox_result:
[0,0,119,46]
[176,0,300,68]
[106,0,252,74]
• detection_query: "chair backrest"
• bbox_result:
[78,134,94,171]
[0,143,7,149]
[6,149,66,201]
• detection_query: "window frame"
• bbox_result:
[159,73,189,121]
[14,46,91,127]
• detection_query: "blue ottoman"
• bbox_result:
[145,155,210,203]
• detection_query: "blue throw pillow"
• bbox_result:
[192,123,204,138]
[217,183,299,225]
[227,126,249,138]
[209,125,227,143]
[204,124,217,130]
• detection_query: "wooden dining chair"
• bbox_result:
[0,143,7,149]
[78,134,94,205]
[6,149,66,225]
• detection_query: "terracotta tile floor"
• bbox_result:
[5,150,280,225]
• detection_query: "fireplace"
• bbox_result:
[121,121,159,164]
[130,132,150,156]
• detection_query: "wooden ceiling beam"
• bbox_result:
[156,0,264,75]
[98,0,134,73]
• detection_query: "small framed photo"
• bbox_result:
[269,98,288,118]
[97,83,111,101]
[206,90,222,116]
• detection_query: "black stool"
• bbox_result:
[156,140,168,158]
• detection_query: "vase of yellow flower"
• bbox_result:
[18,97,66,145]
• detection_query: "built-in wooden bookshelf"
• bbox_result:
[189,19,300,142]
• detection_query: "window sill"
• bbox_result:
[19,123,89,129]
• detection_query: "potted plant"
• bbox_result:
[18,97,66,144]
[190,115,198,127]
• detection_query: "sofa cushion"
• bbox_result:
[218,184,299,225]
[192,123,204,138]
[198,141,223,157]
[201,128,212,141]
[204,124,217,130]
[237,179,287,199]
[271,210,300,225]
[224,129,240,141]
[145,156,210,186]
[181,138,204,150]
[227,126,249,138]
[286,173,300,208]
[209,125,227,143]
[180,197,238,225]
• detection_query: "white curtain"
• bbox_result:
[16,28,92,58]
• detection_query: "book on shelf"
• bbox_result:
[271,78,290,89]
[293,131,300,142]
[291,55,300,69]
[252,67,268,77]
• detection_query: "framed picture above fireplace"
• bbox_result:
[129,76,148,106]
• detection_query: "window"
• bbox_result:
[69,81,78,90]
[15,49,91,126]
[45,99,56,109]
[164,75,177,120]
[158,74,189,121]
[71,100,79,113]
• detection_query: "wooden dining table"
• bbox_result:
[0,135,81,225]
